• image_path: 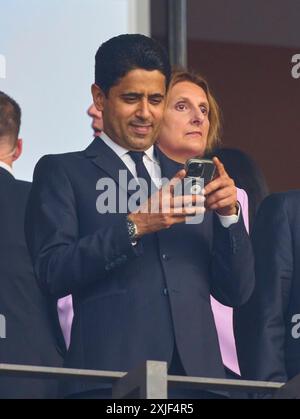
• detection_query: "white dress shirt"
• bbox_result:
[101,132,162,189]
[0,161,14,177]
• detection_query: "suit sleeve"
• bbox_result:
[209,209,255,308]
[237,187,249,233]
[234,194,292,382]
[25,155,141,298]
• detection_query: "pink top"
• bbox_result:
[210,188,249,375]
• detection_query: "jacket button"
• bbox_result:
[163,288,168,296]
[162,254,169,261]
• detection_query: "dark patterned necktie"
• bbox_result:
[128,151,157,199]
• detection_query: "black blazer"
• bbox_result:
[25,138,254,396]
[0,167,63,398]
[235,191,300,382]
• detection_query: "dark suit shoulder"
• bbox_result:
[33,151,85,181]
[0,174,31,203]
[278,190,300,208]
[36,150,84,166]
[261,190,300,206]
[258,190,300,221]
[15,178,32,190]
[11,180,32,203]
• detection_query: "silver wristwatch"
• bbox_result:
[127,217,138,246]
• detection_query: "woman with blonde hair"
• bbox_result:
[158,70,249,379]
[158,70,221,162]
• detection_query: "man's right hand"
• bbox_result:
[128,169,205,238]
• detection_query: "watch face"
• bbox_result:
[127,219,136,238]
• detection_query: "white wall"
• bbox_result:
[0,0,150,181]
[0,54,6,79]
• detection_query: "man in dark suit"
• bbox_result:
[25,34,254,398]
[0,91,64,398]
[235,191,300,384]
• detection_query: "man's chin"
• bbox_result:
[129,135,156,150]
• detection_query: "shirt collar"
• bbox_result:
[0,161,14,177]
[144,145,158,164]
[99,132,158,164]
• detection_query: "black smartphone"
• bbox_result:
[174,158,216,195]
[185,158,216,184]
[173,158,216,196]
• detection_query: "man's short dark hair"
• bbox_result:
[95,34,171,95]
[0,91,21,142]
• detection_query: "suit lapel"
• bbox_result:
[154,146,184,181]
[84,137,138,197]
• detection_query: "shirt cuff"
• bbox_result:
[217,203,241,228]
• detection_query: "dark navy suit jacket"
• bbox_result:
[0,167,63,398]
[25,138,254,396]
[235,191,300,382]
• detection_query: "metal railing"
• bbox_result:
[1,360,295,398]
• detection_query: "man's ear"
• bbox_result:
[12,138,22,162]
[91,84,105,112]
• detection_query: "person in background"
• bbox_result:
[157,70,249,379]
[235,190,300,385]
[211,147,269,231]
[0,91,64,398]
[87,103,103,137]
